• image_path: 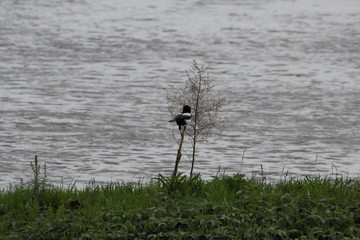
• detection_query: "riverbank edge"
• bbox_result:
[1,172,360,239]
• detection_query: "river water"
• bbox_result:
[0,0,359,187]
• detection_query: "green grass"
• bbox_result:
[1,172,360,239]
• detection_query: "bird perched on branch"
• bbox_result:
[169,105,192,130]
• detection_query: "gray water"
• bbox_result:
[1,0,359,187]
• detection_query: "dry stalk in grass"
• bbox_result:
[30,155,47,198]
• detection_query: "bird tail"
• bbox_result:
[169,119,175,122]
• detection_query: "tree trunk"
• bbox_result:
[173,127,186,177]
[190,136,196,179]
[190,67,202,179]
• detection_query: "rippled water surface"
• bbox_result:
[1,0,359,187]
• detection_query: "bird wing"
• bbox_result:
[169,113,181,122]
[175,113,192,120]
[169,113,192,122]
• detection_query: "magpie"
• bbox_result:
[169,105,192,130]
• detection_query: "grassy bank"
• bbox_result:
[1,173,360,239]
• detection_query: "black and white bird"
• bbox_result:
[169,105,192,130]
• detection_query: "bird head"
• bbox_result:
[182,105,191,113]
